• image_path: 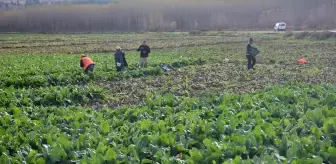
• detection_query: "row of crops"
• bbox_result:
[1,38,335,89]
[0,32,253,54]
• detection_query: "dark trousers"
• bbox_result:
[85,64,95,73]
[122,54,128,67]
[116,62,124,72]
[246,55,256,69]
[116,66,123,72]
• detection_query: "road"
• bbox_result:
[235,30,336,34]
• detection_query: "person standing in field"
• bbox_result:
[114,46,125,72]
[137,40,151,68]
[246,38,257,70]
[120,47,128,67]
[80,55,95,73]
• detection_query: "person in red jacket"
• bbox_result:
[297,56,307,64]
[80,55,95,73]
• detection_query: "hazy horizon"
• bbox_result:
[0,0,335,33]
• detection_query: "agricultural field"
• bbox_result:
[0,31,335,163]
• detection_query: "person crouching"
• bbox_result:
[114,46,125,72]
[80,55,95,73]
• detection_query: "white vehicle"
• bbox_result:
[274,22,286,31]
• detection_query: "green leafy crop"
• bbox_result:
[0,83,335,163]
[0,32,335,163]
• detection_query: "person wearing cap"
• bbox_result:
[80,55,95,73]
[114,46,125,72]
[137,40,151,68]
[246,38,257,70]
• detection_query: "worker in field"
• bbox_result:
[246,38,257,70]
[80,55,95,73]
[137,40,151,68]
[114,46,125,72]
[297,56,307,64]
[120,47,128,67]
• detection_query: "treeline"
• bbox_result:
[0,0,335,33]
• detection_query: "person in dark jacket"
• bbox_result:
[137,40,151,68]
[246,38,256,70]
[120,48,128,67]
[114,46,125,72]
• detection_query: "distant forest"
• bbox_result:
[0,0,335,33]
